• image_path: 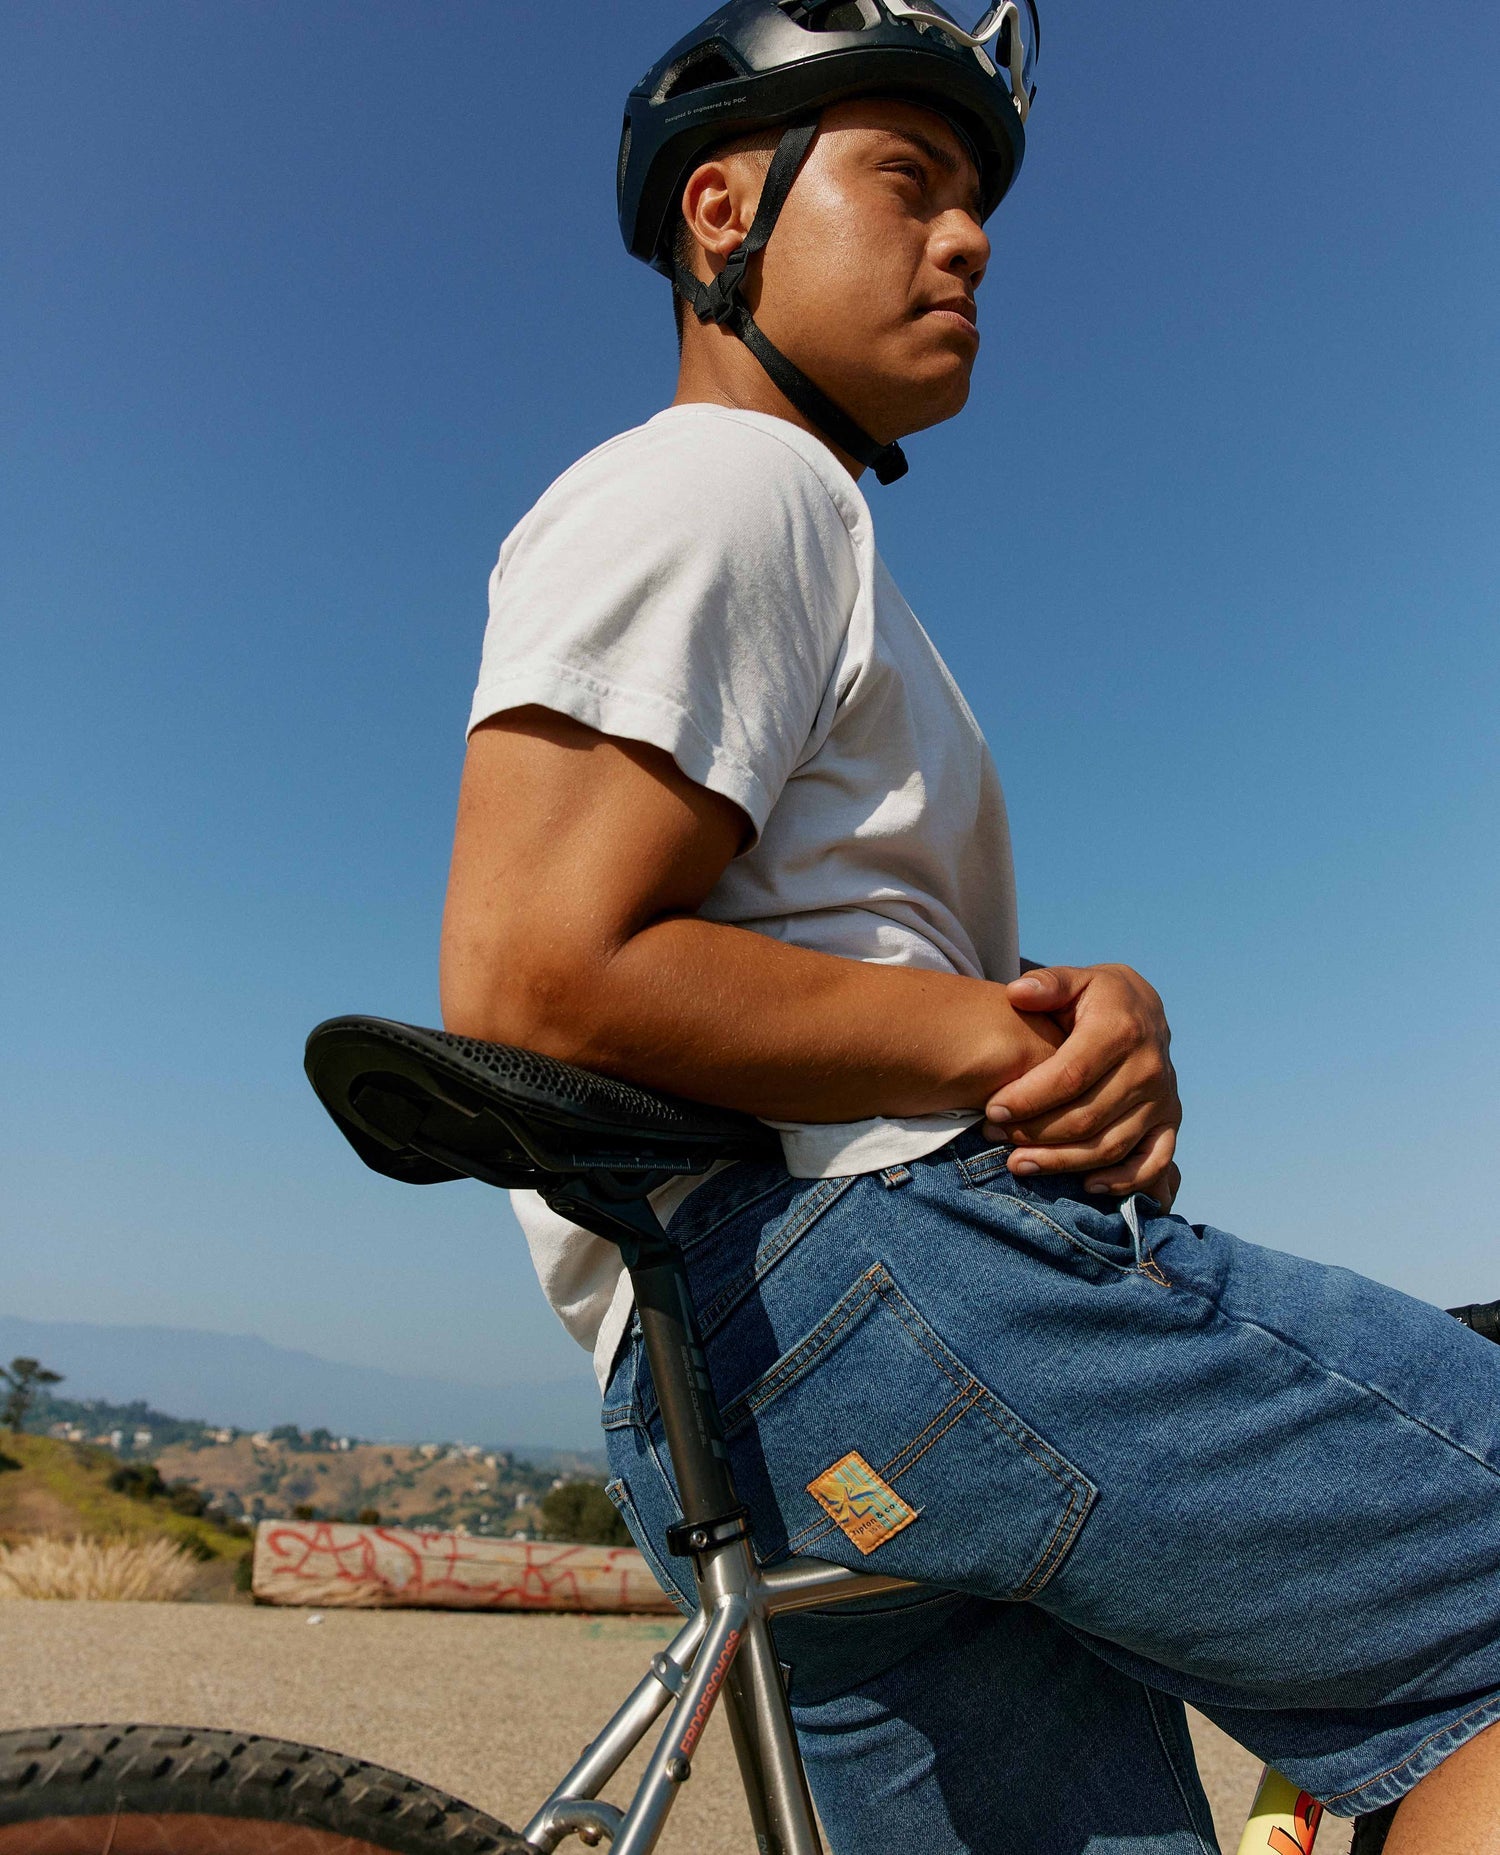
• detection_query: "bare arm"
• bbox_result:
[440,709,1061,1121]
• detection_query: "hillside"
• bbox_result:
[151,1431,575,1536]
[0,1433,252,1596]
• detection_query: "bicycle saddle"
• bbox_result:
[304,1016,776,1195]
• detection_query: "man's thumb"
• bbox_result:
[1007,965,1085,1009]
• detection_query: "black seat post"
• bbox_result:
[629,1243,739,1526]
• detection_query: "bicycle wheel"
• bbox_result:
[0,1726,530,1855]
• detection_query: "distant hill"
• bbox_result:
[0,1316,601,1453]
[149,1432,570,1536]
[0,1432,251,1592]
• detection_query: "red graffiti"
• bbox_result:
[259,1521,670,1612]
[1267,1791,1324,1855]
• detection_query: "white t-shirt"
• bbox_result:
[467,405,1020,1389]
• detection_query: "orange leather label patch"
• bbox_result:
[807,1451,918,1555]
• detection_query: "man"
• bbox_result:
[442,5,1500,1850]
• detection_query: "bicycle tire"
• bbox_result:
[0,1725,530,1855]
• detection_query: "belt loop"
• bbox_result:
[1118,1193,1171,1285]
[1119,1193,1146,1268]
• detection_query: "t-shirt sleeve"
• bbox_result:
[467,419,860,838]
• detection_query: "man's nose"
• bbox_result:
[936,213,990,289]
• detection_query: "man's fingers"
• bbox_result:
[1002,1055,1169,1146]
[986,1032,1129,1127]
[1007,1101,1162,1178]
[1006,965,1089,1012]
[1083,1124,1178,1198]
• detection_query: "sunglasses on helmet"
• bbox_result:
[882,0,1040,119]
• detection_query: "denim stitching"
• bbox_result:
[781,1390,976,1555]
[785,1513,838,1553]
[865,1277,1096,1595]
[675,1172,791,1254]
[957,1146,1016,1186]
[781,1379,1089,1598]
[731,1261,1094,1526]
[1322,1689,1500,1807]
[1014,1483,1092,1598]
[699,1175,858,1339]
[1143,1686,1219,1855]
[871,1281,964,1390]
[722,1267,882,1434]
[880,1385,983,1481]
[873,1275,1094,1496]
[606,1474,692,1614]
[644,1420,680,1516]
[731,1264,1095,1595]
[966,1172,1137,1278]
[1009,1197,1132,1275]
[1167,1285,1500,1486]
[881,1386,980,1476]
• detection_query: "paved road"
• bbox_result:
[0,1601,1350,1853]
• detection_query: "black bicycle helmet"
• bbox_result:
[618,0,1040,484]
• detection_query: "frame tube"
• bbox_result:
[761,1558,920,1614]
[521,1611,708,1851]
[613,1594,751,1855]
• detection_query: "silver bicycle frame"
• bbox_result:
[504,1201,920,1855]
[522,1548,919,1855]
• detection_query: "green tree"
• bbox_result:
[1,1358,63,1433]
[539,1480,631,1548]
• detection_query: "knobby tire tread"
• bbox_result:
[0,1725,529,1855]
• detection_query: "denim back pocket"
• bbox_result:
[720,1262,1096,1600]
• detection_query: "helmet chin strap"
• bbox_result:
[669,118,910,486]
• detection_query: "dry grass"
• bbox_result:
[0,1534,199,1601]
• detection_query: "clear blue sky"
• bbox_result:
[4,3,1496,1406]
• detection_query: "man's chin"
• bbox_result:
[889,368,973,438]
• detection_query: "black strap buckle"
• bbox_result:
[665,1506,752,1558]
[696,249,749,326]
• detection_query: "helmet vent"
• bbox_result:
[654,44,745,104]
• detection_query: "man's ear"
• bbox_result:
[680,158,758,272]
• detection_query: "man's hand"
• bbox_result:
[984,965,1182,1209]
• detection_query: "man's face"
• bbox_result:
[748,97,992,442]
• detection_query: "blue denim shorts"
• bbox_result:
[602,1129,1500,1853]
